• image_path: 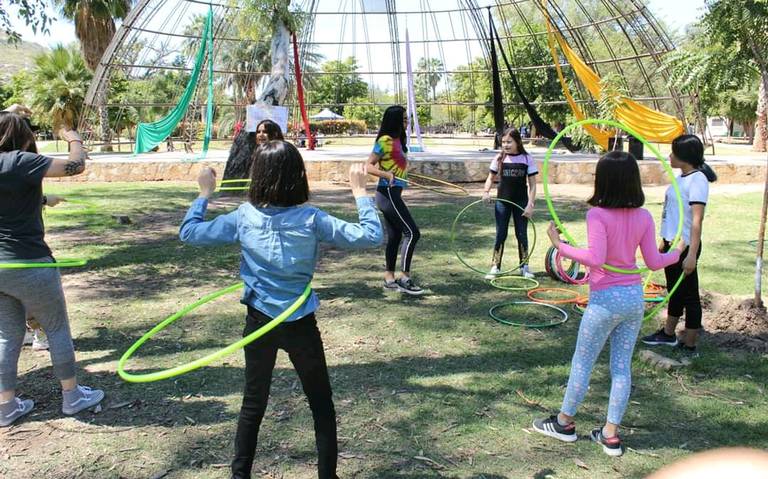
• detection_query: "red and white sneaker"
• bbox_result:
[590,428,624,457]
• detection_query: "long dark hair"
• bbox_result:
[0,112,38,153]
[496,127,528,170]
[248,140,309,207]
[375,105,408,153]
[672,134,717,182]
[587,151,645,208]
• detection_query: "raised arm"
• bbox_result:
[179,167,239,246]
[45,129,87,177]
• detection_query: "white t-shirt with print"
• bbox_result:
[661,170,709,243]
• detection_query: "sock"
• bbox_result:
[602,426,616,438]
[556,414,571,426]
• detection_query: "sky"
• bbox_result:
[4,0,707,96]
[7,0,707,49]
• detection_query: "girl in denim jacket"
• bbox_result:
[180,141,382,479]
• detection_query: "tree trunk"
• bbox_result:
[99,104,113,152]
[754,72,768,307]
[755,76,768,152]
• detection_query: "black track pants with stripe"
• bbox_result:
[375,186,420,273]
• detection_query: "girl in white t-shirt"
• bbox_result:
[642,135,717,354]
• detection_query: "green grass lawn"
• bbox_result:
[3,181,766,479]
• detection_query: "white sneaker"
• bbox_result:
[521,265,535,279]
[32,330,49,351]
[485,265,501,280]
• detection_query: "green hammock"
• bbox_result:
[134,7,214,155]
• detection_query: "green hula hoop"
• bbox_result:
[0,258,88,269]
[643,273,685,322]
[117,283,312,383]
[489,301,568,328]
[489,276,539,291]
[542,118,684,274]
[219,179,251,192]
[450,198,537,276]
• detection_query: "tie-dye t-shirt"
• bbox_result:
[373,135,408,188]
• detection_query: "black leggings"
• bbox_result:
[232,309,338,479]
[493,198,529,267]
[663,241,703,330]
[375,186,421,272]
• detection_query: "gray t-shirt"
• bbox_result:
[0,150,53,260]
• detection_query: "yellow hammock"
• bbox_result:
[543,16,684,150]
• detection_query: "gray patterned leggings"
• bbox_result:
[0,259,77,391]
[561,284,644,425]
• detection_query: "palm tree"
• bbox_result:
[417,57,444,101]
[56,0,130,150]
[55,0,131,71]
[30,44,93,132]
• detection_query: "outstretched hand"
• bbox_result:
[547,221,562,248]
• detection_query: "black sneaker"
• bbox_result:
[395,277,425,296]
[676,342,700,358]
[532,415,577,443]
[383,280,399,292]
[590,428,624,457]
[641,328,678,347]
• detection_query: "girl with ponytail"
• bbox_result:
[642,134,716,354]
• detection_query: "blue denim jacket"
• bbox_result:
[179,197,382,322]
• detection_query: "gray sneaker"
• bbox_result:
[395,277,425,296]
[62,385,105,415]
[0,397,34,427]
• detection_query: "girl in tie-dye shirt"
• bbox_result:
[366,105,425,296]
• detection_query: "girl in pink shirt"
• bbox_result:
[532,151,684,456]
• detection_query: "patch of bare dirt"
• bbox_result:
[702,292,768,353]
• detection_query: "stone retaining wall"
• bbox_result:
[48,158,765,185]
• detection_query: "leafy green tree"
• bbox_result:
[1,0,51,43]
[310,57,368,116]
[344,98,383,130]
[700,0,768,305]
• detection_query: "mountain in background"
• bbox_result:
[0,34,48,81]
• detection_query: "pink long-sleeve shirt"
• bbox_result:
[558,207,681,291]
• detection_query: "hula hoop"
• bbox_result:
[544,245,579,281]
[395,173,469,197]
[489,301,568,328]
[643,273,685,321]
[44,198,99,216]
[0,258,88,269]
[117,283,312,383]
[527,287,582,305]
[555,249,590,285]
[450,198,537,276]
[542,119,684,274]
[489,276,539,291]
[218,179,251,192]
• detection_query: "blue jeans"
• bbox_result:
[561,284,644,425]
